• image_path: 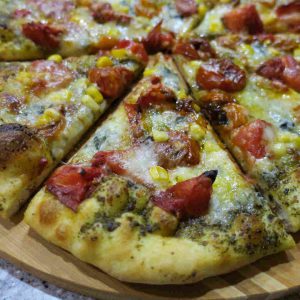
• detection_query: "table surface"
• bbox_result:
[1,258,300,300]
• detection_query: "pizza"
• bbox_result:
[193,0,300,37]
[174,34,300,231]
[0,0,299,288]
[25,54,294,284]
[0,42,146,217]
[0,0,206,61]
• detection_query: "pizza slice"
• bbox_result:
[25,54,293,285]
[174,36,300,231]
[193,0,300,37]
[0,41,146,217]
[0,0,204,61]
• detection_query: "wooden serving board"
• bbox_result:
[1,213,300,300]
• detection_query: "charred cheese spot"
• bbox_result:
[38,198,61,225]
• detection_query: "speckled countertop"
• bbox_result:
[0,259,94,300]
[1,258,300,300]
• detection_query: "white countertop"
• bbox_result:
[0,259,93,300]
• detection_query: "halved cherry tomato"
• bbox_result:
[196,59,247,92]
[22,22,63,49]
[223,4,264,34]
[152,170,217,219]
[46,165,104,211]
[232,119,272,159]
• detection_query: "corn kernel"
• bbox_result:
[295,136,300,148]
[177,89,187,100]
[16,71,32,85]
[269,47,280,57]
[209,20,223,33]
[44,108,61,122]
[81,94,100,112]
[193,103,201,113]
[152,129,169,142]
[263,14,276,26]
[86,85,104,103]
[143,68,155,77]
[278,132,294,143]
[36,115,51,126]
[294,48,300,61]
[149,166,169,182]
[112,3,129,13]
[238,44,254,56]
[198,4,207,19]
[189,123,205,141]
[107,28,120,39]
[48,54,63,63]
[96,56,113,68]
[272,143,286,157]
[111,49,127,59]
[49,89,72,102]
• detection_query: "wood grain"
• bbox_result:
[1,213,300,300]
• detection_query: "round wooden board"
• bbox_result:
[1,213,300,300]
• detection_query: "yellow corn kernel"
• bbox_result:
[107,28,120,39]
[209,20,223,33]
[16,71,32,85]
[152,129,169,142]
[198,4,207,19]
[189,123,205,141]
[44,108,61,122]
[48,54,63,63]
[49,89,72,102]
[263,14,276,26]
[278,132,294,143]
[96,56,113,68]
[143,68,155,77]
[269,47,280,57]
[36,115,51,126]
[238,44,254,56]
[149,166,169,182]
[81,94,100,112]
[112,3,129,13]
[111,49,127,59]
[272,143,286,157]
[177,89,187,100]
[193,103,201,113]
[86,85,104,103]
[295,136,300,148]
[294,48,300,61]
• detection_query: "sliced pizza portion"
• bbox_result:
[174,38,300,231]
[25,54,293,285]
[0,0,206,61]
[0,42,146,217]
[192,0,300,38]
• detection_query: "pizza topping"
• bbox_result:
[29,60,74,94]
[137,83,176,109]
[124,103,144,140]
[46,165,104,211]
[12,9,31,18]
[232,120,273,159]
[223,103,248,130]
[143,21,175,54]
[88,66,134,100]
[256,55,300,92]
[196,59,247,92]
[22,22,63,49]
[27,0,75,19]
[114,40,149,64]
[222,4,264,34]
[91,2,131,24]
[154,131,200,169]
[202,102,228,126]
[276,1,300,32]
[0,93,24,113]
[134,0,160,18]
[175,0,197,17]
[151,170,217,219]
[173,41,200,60]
